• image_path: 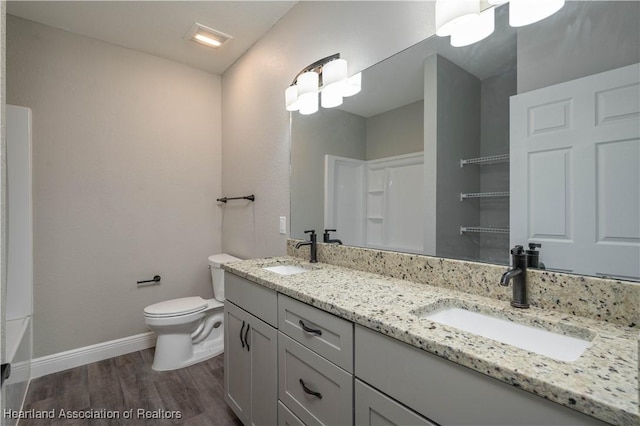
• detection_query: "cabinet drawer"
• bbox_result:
[355,379,436,426]
[278,401,305,426]
[278,294,353,372]
[225,272,277,327]
[278,333,353,426]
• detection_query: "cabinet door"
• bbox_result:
[355,380,436,426]
[225,301,278,426]
[247,311,278,426]
[224,302,251,423]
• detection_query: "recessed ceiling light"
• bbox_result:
[185,23,232,49]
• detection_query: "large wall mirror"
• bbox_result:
[291,1,640,281]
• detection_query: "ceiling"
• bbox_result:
[7,1,298,75]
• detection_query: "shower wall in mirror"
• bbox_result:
[290,1,640,279]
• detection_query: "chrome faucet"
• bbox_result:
[323,229,342,245]
[295,230,317,263]
[500,245,529,308]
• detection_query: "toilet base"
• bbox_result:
[149,308,225,372]
[152,334,224,371]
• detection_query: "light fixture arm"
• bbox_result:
[290,53,341,87]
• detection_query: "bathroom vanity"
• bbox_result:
[222,251,638,426]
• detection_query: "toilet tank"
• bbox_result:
[208,254,241,302]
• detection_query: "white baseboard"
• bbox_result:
[30,332,156,379]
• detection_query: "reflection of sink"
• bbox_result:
[421,307,592,362]
[262,265,310,275]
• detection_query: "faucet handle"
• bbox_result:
[304,230,316,242]
[324,229,336,242]
[511,245,524,255]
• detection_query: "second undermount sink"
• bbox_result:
[262,265,310,275]
[419,306,592,362]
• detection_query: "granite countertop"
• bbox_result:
[223,256,639,426]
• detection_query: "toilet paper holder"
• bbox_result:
[137,275,161,287]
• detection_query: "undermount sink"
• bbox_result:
[420,306,592,362]
[262,265,310,275]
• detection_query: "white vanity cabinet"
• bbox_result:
[224,273,278,426]
[355,325,608,426]
[223,271,610,426]
[277,294,354,425]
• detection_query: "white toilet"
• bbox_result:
[144,253,240,371]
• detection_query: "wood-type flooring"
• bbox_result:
[17,349,242,425]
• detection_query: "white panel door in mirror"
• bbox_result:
[511,63,640,280]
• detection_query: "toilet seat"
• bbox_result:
[144,296,209,318]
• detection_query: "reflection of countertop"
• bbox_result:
[224,256,639,426]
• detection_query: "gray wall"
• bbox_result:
[366,101,424,161]
[221,1,433,259]
[290,108,366,238]
[7,16,222,357]
[479,68,516,264]
[423,56,437,256]
[517,0,640,93]
[433,56,481,261]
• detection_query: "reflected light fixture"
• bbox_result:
[436,0,480,37]
[509,0,565,27]
[436,0,565,47]
[450,6,495,47]
[285,54,361,115]
[186,23,232,49]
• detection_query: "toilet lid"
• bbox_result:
[144,297,208,317]
[208,253,241,268]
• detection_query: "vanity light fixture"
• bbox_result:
[186,23,232,49]
[285,54,361,115]
[436,0,565,47]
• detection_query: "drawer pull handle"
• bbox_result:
[240,321,246,348]
[299,379,322,399]
[299,320,322,336]
[245,323,251,351]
